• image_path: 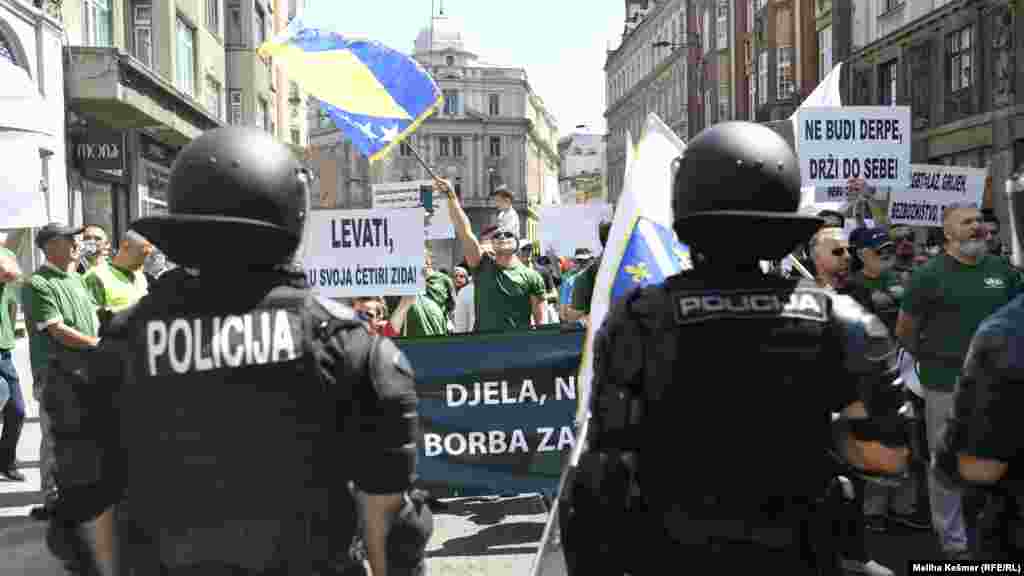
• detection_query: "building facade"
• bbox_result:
[305,14,560,271]
[558,130,607,205]
[841,0,1022,230]
[60,0,224,247]
[0,0,68,272]
[605,0,691,205]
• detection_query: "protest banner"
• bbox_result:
[538,203,613,258]
[302,208,425,297]
[889,164,988,227]
[797,107,911,191]
[372,179,455,240]
[398,326,584,496]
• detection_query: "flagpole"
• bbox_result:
[407,142,443,183]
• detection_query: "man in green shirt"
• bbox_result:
[896,203,1024,560]
[849,228,904,330]
[442,181,546,332]
[570,221,612,325]
[0,247,26,481]
[84,230,152,313]
[22,223,101,505]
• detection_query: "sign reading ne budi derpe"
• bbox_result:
[797,107,911,198]
[302,209,425,297]
[889,164,988,227]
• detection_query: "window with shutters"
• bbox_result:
[758,51,768,104]
[717,0,728,50]
[206,77,223,120]
[132,2,153,68]
[777,45,794,99]
[489,93,500,116]
[175,16,195,96]
[878,59,897,106]
[439,136,450,157]
[83,0,113,47]
[818,26,832,82]
[947,26,973,92]
[206,0,220,35]
[443,89,460,115]
[227,1,243,44]
[489,136,502,157]
[453,136,463,157]
[230,90,243,125]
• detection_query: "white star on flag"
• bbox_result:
[379,124,399,142]
[356,121,378,140]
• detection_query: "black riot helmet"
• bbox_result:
[672,121,823,260]
[131,127,309,269]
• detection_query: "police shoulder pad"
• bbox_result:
[369,335,415,398]
[313,295,359,324]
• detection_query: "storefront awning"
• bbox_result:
[0,131,49,229]
[0,59,56,136]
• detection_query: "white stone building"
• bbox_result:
[558,130,607,205]
[306,13,560,271]
[0,0,68,273]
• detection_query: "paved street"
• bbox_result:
[0,336,953,574]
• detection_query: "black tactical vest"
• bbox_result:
[106,270,353,575]
[612,270,888,548]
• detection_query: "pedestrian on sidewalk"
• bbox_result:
[0,247,26,481]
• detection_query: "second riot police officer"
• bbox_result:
[59,126,432,575]
[559,121,913,575]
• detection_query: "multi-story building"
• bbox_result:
[842,0,1021,227]
[605,0,691,205]
[46,0,304,248]
[0,0,68,272]
[558,130,607,205]
[60,0,224,245]
[744,0,818,123]
[306,13,560,271]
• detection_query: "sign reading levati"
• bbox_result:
[889,164,988,227]
[301,208,425,297]
[372,179,455,240]
[797,107,911,192]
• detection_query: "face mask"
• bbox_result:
[80,239,98,257]
[960,238,988,258]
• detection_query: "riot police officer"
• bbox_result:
[934,189,1024,560]
[559,122,912,575]
[62,127,432,575]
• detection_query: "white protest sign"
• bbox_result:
[372,180,455,240]
[889,164,987,227]
[302,209,425,297]
[797,107,911,190]
[539,203,613,258]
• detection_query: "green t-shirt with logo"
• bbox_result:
[571,258,602,314]
[403,294,448,337]
[24,264,99,376]
[901,253,1024,391]
[0,247,17,351]
[471,254,546,332]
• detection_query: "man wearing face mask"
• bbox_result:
[895,202,1024,560]
[78,226,111,275]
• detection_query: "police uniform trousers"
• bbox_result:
[598,497,817,575]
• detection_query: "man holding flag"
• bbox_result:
[555,121,913,574]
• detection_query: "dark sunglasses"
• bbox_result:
[493,232,515,240]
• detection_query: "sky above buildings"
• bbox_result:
[302,0,623,135]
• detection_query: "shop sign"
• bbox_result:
[74,131,124,171]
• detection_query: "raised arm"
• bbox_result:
[438,180,484,269]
